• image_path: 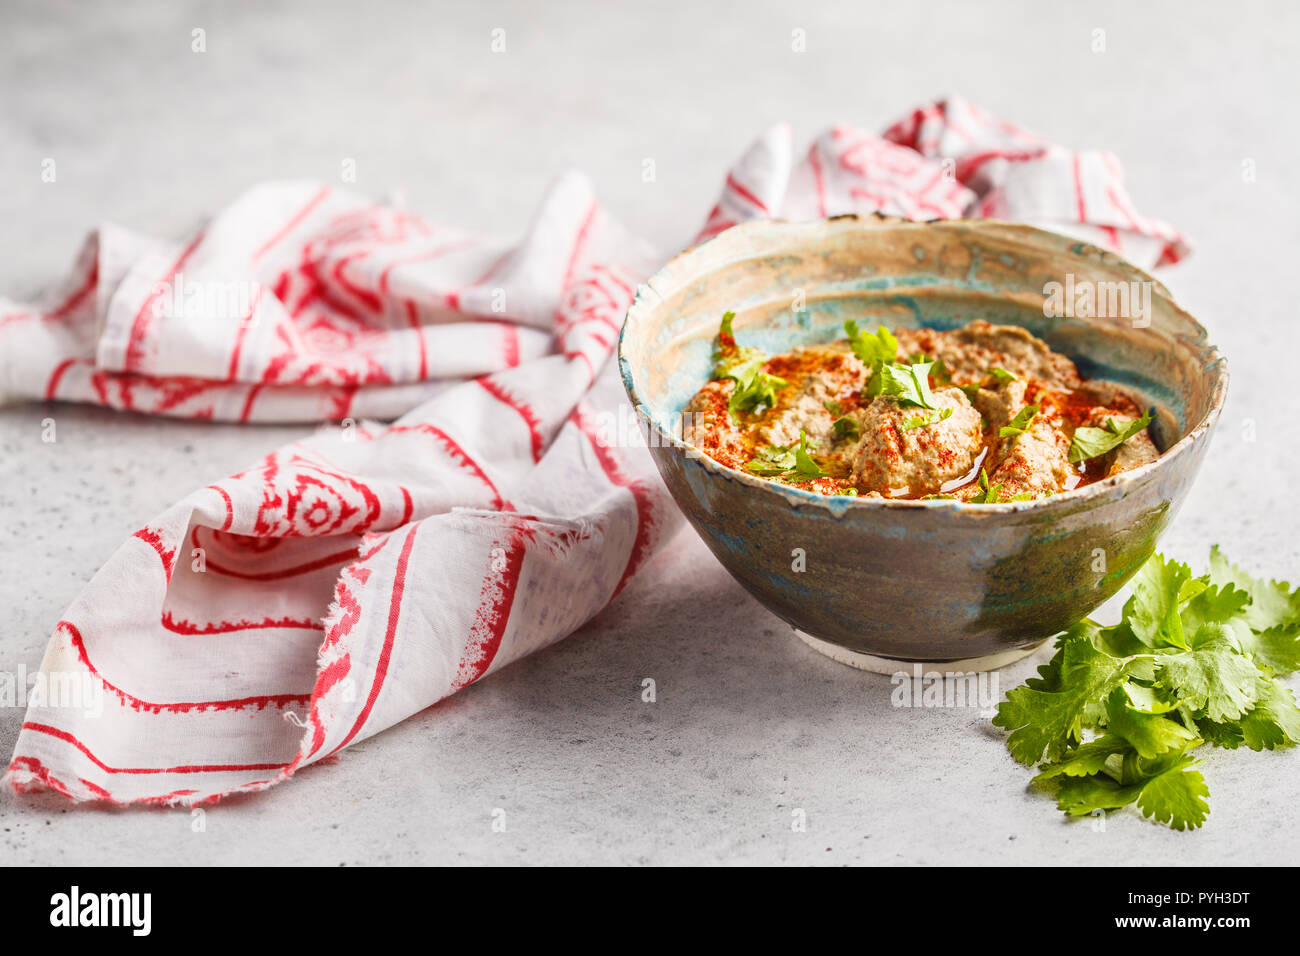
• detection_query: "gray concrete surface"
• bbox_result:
[2,0,1298,865]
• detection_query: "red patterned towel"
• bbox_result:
[3,98,1188,804]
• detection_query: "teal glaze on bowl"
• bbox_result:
[618,216,1227,664]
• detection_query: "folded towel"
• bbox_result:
[3,97,1189,804]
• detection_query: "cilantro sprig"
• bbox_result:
[727,361,788,417]
[999,403,1040,438]
[712,311,759,377]
[831,416,860,441]
[1068,411,1152,464]
[959,367,1016,402]
[843,320,943,411]
[866,360,939,409]
[994,548,1300,830]
[743,444,796,476]
[902,407,953,432]
[712,311,788,418]
[844,320,898,365]
[972,468,1032,503]
[791,430,825,478]
[744,430,825,480]
[821,400,861,441]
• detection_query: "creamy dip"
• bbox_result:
[684,316,1158,501]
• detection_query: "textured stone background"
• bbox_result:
[2,0,1297,864]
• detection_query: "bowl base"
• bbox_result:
[793,629,1047,674]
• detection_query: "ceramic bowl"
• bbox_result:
[618,216,1226,671]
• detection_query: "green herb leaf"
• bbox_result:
[1053,773,1144,817]
[1178,582,1249,637]
[866,360,938,409]
[744,443,796,476]
[971,467,1022,504]
[987,367,1017,384]
[1122,682,1180,714]
[1155,634,1263,723]
[844,321,898,365]
[1206,545,1300,636]
[1032,734,1132,781]
[712,312,787,417]
[792,430,825,479]
[713,311,761,377]
[1238,624,1300,675]
[1123,552,1193,649]
[901,407,953,431]
[995,547,1300,829]
[907,361,938,409]
[1236,680,1300,751]
[1050,752,1210,831]
[716,310,737,351]
[725,356,788,417]
[864,359,885,399]
[992,639,1131,766]
[1104,688,1201,759]
[998,403,1040,438]
[1067,411,1152,464]
[831,415,860,441]
[1194,717,1246,750]
[1133,756,1211,831]
[745,431,824,480]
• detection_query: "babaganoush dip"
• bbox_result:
[684,314,1158,502]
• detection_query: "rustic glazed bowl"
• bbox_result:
[618,216,1226,671]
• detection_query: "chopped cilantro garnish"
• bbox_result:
[998,403,1041,438]
[908,354,953,386]
[844,320,898,365]
[867,360,938,409]
[987,367,1017,384]
[973,468,1001,503]
[712,311,762,377]
[822,399,842,416]
[902,407,953,431]
[994,547,1300,830]
[1068,411,1152,464]
[726,360,788,417]
[744,442,797,476]
[906,361,939,408]
[792,429,825,478]
[744,430,824,480]
[831,415,860,441]
[971,467,1031,503]
[1208,544,1300,635]
[711,313,788,418]
[716,310,737,349]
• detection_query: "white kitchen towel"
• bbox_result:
[4,97,1188,804]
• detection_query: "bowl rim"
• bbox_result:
[617,214,1228,515]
